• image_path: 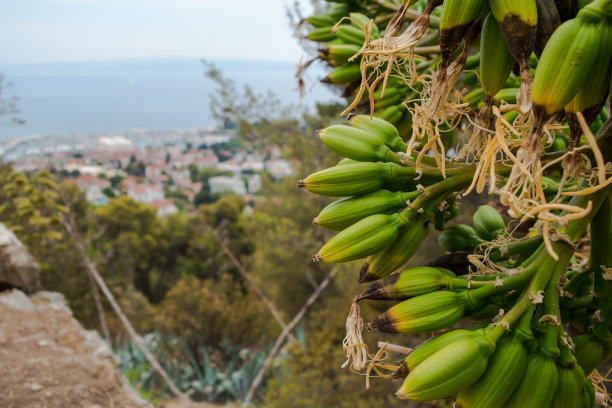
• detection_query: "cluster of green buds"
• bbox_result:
[301,116,469,273]
[299,113,612,406]
[300,1,449,140]
[298,0,612,406]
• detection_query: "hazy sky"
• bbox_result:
[0,0,313,64]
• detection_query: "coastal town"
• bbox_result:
[4,128,294,215]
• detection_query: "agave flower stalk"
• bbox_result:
[589,193,612,343]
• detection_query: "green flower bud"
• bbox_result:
[321,63,362,84]
[358,219,428,283]
[552,364,587,408]
[305,13,335,27]
[457,336,528,408]
[350,114,408,152]
[397,336,496,401]
[298,162,395,197]
[505,351,560,408]
[318,43,361,64]
[600,336,612,365]
[550,136,567,152]
[439,224,483,252]
[367,291,468,333]
[314,213,406,263]
[584,378,595,408]
[356,266,461,301]
[473,205,505,240]
[349,12,379,37]
[405,329,483,372]
[314,189,413,231]
[336,157,359,166]
[319,125,403,164]
[574,333,605,375]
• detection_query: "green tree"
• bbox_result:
[156,274,276,355]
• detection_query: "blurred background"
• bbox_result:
[0,1,464,407]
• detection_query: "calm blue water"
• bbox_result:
[0,58,339,140]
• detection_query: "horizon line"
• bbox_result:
[0,56,307,67]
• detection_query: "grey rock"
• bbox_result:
[0,222,40,293]
[0,289,35,312]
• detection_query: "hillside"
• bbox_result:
[0,289,150,408]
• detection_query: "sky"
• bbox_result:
[0,0,314,64]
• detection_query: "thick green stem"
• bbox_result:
[541,255,570,356]
[585,0,612,13]
[487,236,544,263]
[590,194,612,297]
[486,188,612,342]
[592,193,612,339]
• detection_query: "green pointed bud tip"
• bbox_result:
[357,260,377,284]
[355,272,400,301]
[397,336,495,401]
[297,162,391,197]
[387,267,453,299]
[315,213,403,263]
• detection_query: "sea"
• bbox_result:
[0,58,340,140]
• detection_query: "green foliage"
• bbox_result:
[125,155,145,176]
[109,174,124,188]
[155,274,276,355]
[92,196,193,302]
[263,289,398,408]
[102,186,115,198]
[116,332,268,403]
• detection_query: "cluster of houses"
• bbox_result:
[13,135,294,216]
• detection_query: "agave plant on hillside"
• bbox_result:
[115,333,269,403]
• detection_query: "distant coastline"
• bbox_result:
[0,57,339,141]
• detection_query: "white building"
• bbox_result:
[242,153,265,172]
[72,174,111,204]
[209,176,247,196]
[217,159,242,175]
[151,199,179,217]
[169,167,190,182]
[246,174,262,193]
[98,136,134,151]
[265,159,293,179]
[145,163,167,180]
[127,184,164,204]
